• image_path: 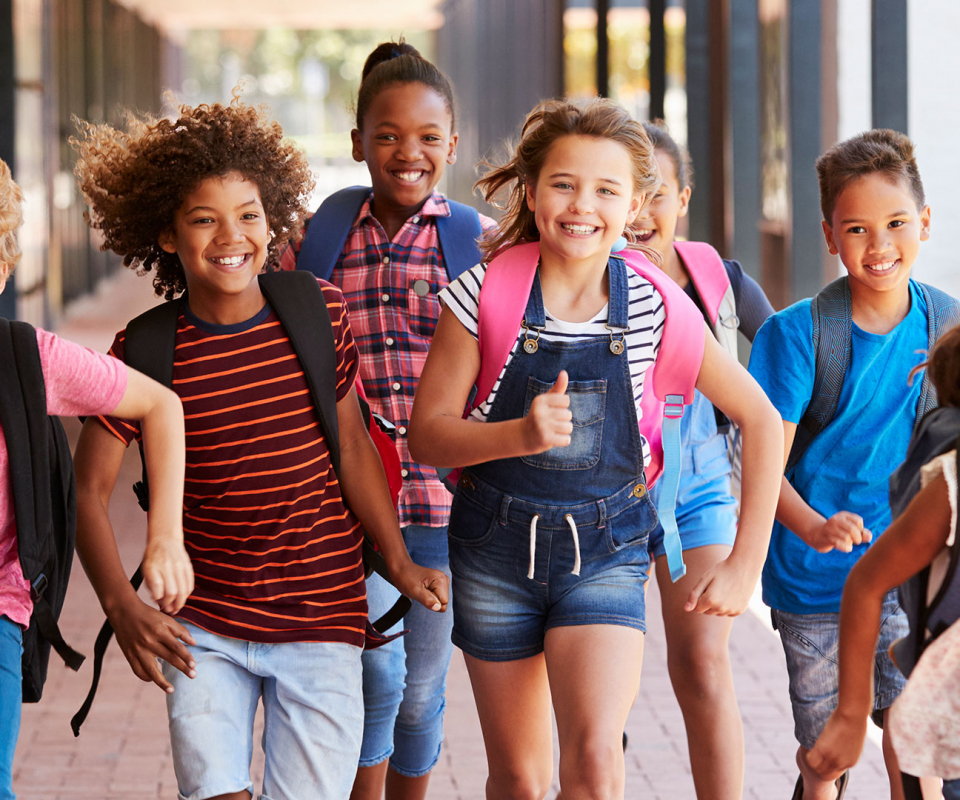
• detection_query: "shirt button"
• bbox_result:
[392,382,401,391]
[382,256,390,265]
[385,337,395,346]
[411,216,420,224]
[400,468,409,478]
[397,426,407,435]
[381,293,390,303]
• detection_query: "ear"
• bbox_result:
[158,228,178,254]
[625,192,644,226]
[920,204,931,241]
[446,131,459,165]
[350,129,364,163]
[676,185,692,219]
[525,181,537,214]
[821,219,838,255]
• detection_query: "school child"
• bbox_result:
[69,97,449,800]
[633,120,775,799]
[747,129,958,800]
[0,159,189,800]
[408,98,783,800]
[807,325,960,798]
[280,41,495,800]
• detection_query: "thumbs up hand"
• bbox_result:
[523,371,574,454]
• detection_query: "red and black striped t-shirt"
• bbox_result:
[98,283,367,646]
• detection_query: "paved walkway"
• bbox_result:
[13,269,895,799]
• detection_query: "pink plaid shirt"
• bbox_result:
[281,191,496,528]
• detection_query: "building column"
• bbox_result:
[871,0,908,132]
[0,0,14,320]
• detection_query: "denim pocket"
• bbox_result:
[603,498,655,553]
[521,376,606,470]
[447,493,498,547]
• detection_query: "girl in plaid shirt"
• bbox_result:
[285,41,495,800]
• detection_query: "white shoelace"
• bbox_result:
[526,513,582,580]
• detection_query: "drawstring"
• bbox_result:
[528,514,540,579]
[526,513,582,580]
[566,514,581,576]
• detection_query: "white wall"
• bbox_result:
[908,2,960,296]
[836,0,871,141]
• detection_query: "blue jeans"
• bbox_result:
[0,618,22,800]
[162,621,363,800]
[359,525,454,777]
[945,779,960,799]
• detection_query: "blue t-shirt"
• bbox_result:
[748,280,928,613]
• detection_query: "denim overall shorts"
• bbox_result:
[448,259,658,662]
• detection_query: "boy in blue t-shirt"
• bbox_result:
[749,129,949,800]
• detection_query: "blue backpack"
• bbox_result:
[296,186,483,283]
[889,407,960,678]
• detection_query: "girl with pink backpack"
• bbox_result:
[409,98,783,799]
[633,120,776,799]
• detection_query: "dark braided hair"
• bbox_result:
[356,39,456,130]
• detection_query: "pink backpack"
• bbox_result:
[459,241,706,582]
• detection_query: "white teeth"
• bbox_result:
[394,171,425,182]
[561,223,598,235]
[211,255,246,266]
[865,260,897,272]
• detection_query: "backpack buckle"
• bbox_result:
[663,394,685,420]
[31,573,48,601]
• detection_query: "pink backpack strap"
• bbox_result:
[622,249,704,485]
[473,241,541,408]
[674,240,729,326]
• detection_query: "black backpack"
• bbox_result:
[888,406,960,678]
[786,277,960,473]
[71,271,410,734]
[0,320,85,702]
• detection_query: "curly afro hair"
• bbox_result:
[72,94,315,300]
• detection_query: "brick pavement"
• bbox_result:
[12,269,895,799]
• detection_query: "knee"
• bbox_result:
[559,740,622,800]
[396,692,444,731]
[487,766,552,800]
[667,641,732,702]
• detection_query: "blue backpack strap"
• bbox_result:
[785,276,851,474]
[297,186,371,281]
[659,395,687,582]
[436,200,483,281]
[917,282,960,423]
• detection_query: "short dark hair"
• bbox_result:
[356,39,456,131]
[816,129,925,222]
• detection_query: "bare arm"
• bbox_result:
[684,326,783,615]
[807,474,952,780]
[337,385,448,612]
[74,419,196,693]
[109,367,192,610]
[776,421,872,553]
[409,307,572,468]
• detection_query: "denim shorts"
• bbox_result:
[771,591,908,749]
[448,473,656,662]
[162,621,363,800]
[0,617,22,800]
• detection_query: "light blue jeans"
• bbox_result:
[359,525,454,777]
[162,621,363,800]
[0,618,22,800]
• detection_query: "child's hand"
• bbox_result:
[523,370,573,454]
[808,511,872,554]
[684,557,758,616]
[143,536,195,615]
[806,709,868,781]
[391,561,450,613]
[108,598,197,693]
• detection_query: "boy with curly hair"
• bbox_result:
[71,98,448,800]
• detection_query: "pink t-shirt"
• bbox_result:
[0,328,126,627]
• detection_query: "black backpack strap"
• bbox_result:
[73,301,179,734]
[258,271,410,631]
[0,321,85,678]
[785,277,852,474]
[916,283,960,424]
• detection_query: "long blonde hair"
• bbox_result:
[475,98,661,263]
[0,159,25,286]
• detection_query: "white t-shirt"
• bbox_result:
[439,261,666,467]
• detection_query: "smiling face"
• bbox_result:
[636,149,691,261]
[351,81,457,216]
[525,134,643,270]
[159,171,269,322]
[822,172,930,299]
